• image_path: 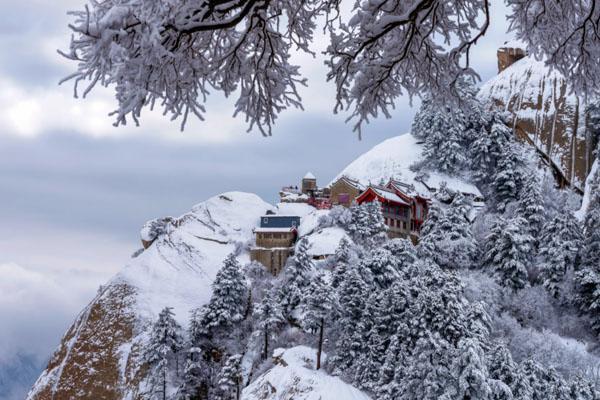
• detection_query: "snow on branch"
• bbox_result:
[507,0,600,99]
[60,0,600,136]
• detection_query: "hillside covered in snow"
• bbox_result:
[331,133,482,198]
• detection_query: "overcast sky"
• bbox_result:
[0,0,513,395]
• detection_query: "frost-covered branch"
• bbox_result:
[507,0,600,98]
[60,0,600,136]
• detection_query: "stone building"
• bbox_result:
[250,215,300,275]
[301,172,317,195]
[329,176,365,207]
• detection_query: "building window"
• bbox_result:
[403,221,407,230]
[384,217,388,224]
[339,193,350,203]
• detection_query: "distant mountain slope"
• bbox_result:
[478,55,594,191]
[27,192,273,400]
[331,133,481,198]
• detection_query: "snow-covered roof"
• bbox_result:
[330,133,481,198]
[276,202,316,217]
[369,186,410,205]
[303,172,316,180]
[331,175,366,190]
[499,39,527,50]
[254,227,296,233]
[304,227,350,257]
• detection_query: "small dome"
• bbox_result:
[303,172,316,180]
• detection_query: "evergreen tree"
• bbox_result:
[302,272,334,370]
[348,201,387,247]
[331,237,351,289]
[199,253,248,335]
[176,347,207,400]
[451,338,492,400]
[279,237,314,318]
[568,374,599,400]
[215,354,242,400]
[420,111,468,174]
[331,262,368,376]
[517,176,546,238]
[492,144,526,212]
[470,116,512,183]
[398,333,454,400]
[488,344,518,389]
[419,194,477,270]
[537,213,583,298]
[360,248,400,289]
[254,289,284,360]
[482,217,532,290]
[145,307,184,400]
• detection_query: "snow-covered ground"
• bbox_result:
[331,133,481,198]
[242,346,371,400]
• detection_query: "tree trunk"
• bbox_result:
[163,367,167,400]
[263,326,269,360]
[317,318,324,370]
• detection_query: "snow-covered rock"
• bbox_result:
[331,133,481,198]
[478,55,594,191]
[242,346,371,400]
[27,192,273,400]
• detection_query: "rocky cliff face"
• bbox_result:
[479,49,595,192]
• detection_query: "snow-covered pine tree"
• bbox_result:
[199,253,248,335]
[482,217,532,290]
[278,237,314,319]
[568,374,599,400]
[331,237,351,289]
[355,281,411,392]
[360,248,400,289]
[537,213,583,298]
[450,338,492,400]
[365,200,388,246]
[254,289,284,360]
[470,116,513,184]
[215,354,242,400]
[331,261,369,376]
[420,110,468,174]
[144,307,184,400]
[302,271,334,370]
[176,347,207,400]
[520,360,569,400]
[487,343,525,400]
[492,143,526,212]
[516,176,546,239]
[348,202,387,247]
[419,193,477,270]
[397,333,454,400]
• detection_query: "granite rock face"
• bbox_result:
[479,48,596,192]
